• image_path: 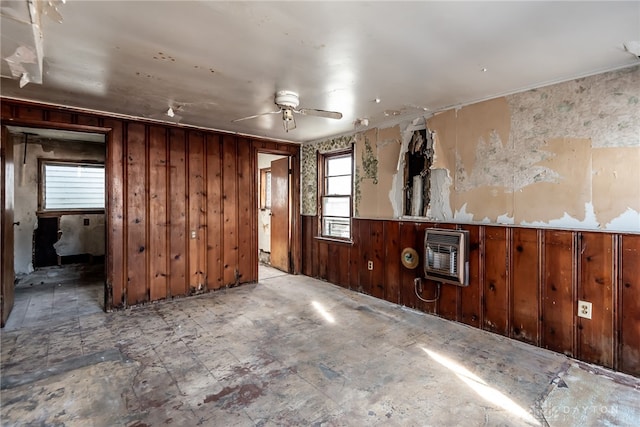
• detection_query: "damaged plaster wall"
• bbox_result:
[427,65,640,231]
[354,126,399,218]
[299,66,640,232]
[13,136,105,275]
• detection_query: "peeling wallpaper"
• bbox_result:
[507,66,639,148]
[301,66,640,232]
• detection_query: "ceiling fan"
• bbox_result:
[233,90,343,132]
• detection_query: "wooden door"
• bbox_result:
[1,127,15,327]
[270,157,290,272]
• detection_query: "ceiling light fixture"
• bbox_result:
[282,108,296,132]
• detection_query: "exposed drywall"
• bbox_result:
[12,135,105,275]
[257,153,286,259]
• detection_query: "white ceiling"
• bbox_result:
[1,1,639,143]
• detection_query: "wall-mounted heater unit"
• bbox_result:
[424,229,470,286]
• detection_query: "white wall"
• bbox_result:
[12,135,106,275]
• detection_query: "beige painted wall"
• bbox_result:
[301,66,640,232]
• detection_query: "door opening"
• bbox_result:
[2,125,106,328]
[257,152,291,279]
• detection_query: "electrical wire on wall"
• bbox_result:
[414,277,440,303]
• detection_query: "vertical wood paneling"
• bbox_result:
[311,218,320,278]
[370,221,385,299]
[104,119,125,308]
[188,132,206,291]
[327,243,340,285]
[483,226,509,335]
[125,123,148,305]
[400,223,425,309]
[290,152,302,275]
[542,230,575,356]
[222,135,239,285]
[206,135,223,290]
[383,221,401,304]
[511,228,540,344]
[620,234,640,376]
[414,222,436,314]
[460,225,481,328]
[1,99,301,310]
[358,220,372,294]
[236,138,254,284]
[337,245,351,288]
[302,216,314,277]
[578,232,615,367]
[318,241,328,280]
[434,223,459,321]
[168,128,187,297]
[148,126,168,301]
[348,219,360,290]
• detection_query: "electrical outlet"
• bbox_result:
[578,300,592,319]
[190,230,197,239]
[367,260,373,271]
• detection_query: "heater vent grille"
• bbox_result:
[424,229,469,286]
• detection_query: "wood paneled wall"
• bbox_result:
[1,99,300,309]
[302,216,640,377]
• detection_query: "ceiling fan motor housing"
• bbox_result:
[275,90,300,109]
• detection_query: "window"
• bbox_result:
[40,160,105,211]
[319,150,352,239]
[260,168,272,209]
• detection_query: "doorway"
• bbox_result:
[1,125,106,327]
[257,152,291,279]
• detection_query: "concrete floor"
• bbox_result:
[1,264,639,426]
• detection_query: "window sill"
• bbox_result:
[37,209,105,217]
[314,236,354,246]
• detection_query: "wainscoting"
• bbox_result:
[302,216,640,377]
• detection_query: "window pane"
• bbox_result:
[322,217,350,239]
[326,176,351,195]
[265,171,271,208]
[327,156,351,176]
[323,196,350,217]
[44,164,105,209]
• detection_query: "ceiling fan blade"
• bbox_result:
[296,108,343,120]
[232,109,281,122]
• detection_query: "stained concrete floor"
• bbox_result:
[1,264,639,426]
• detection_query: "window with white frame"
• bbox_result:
[40,160,105,211]
[319,150,352,239]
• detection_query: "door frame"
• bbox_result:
[0,118,112,319]
[254,145,301,276]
